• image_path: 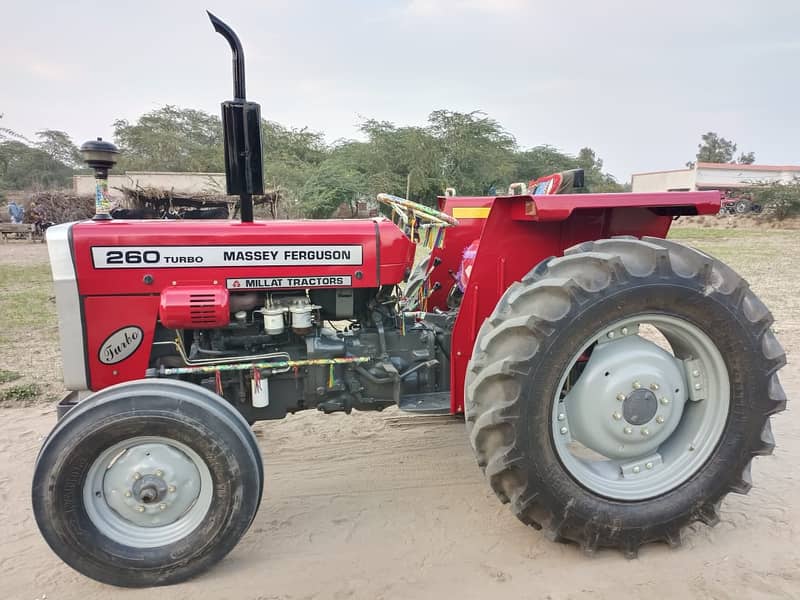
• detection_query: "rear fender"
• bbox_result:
[445,190,722,413]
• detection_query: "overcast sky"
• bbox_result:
[2,0,799,182]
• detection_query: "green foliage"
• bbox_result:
[0,369,21,384]
[1,106,624,215]
[298,110,624,214]
[263,120,328,209]
[0,117,77,189]
[36,129,81,168]
[688,132,755,167]
[0,383,40,404]
[738,151,756,165]
[300,158,367,218]
[747,179,800,221]
[113,106,225,173]
[0,140,76,189]
[428,110,516,196]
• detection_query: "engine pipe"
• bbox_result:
[208,12,264,223]
[150,355,371,376]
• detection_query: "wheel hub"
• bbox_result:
[560,335,687,460]
[132,474,168,504]
[622,389,658,426]
[552,314,731,500]
[95,441,204,528]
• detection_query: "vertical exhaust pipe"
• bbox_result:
[208,12,264,222]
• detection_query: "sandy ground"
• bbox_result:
[1,230,799,600]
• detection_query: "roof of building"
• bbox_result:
[696,162,800,172]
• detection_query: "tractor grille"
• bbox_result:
[189,293,218,325]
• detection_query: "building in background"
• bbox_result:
[632,163,800,193]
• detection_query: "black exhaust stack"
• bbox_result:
[208,12,264,222]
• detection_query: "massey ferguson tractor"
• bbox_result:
[32,14,786,588]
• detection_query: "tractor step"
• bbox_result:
[398,392,451,415]
[56,390,79,420]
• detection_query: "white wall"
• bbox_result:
[73,171,226,200]
[631,169,695,192]
[695,165,800,188]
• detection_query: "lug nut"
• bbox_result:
[633,466,641,474]
[137,505,145,513]
[624,426,633,435]
[560,427,568,435]
[660,397,670,405]
[694,383,702,391]
[168,485,176,493]
[155,469,164,477]
[125,490,132,497]
[656,415,665,424]
[612,412,622,421]
[645,462,654,470]
[633,381,641,390]
[641,428,650,437]
[557,413,566,421]
[692,369,700,377]
[650,383,659,391]
[133,472,141,480]
[159,503,167,511]
[607,331,615,339]
[621,327,629,335]
[617,393,626,402]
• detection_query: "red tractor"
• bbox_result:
[32,14,786,587]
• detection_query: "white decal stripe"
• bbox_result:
[91,245,363,268]
[226,276,353,289]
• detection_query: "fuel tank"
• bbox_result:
[70,217,415,296]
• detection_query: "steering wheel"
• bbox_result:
[377,193,459,243]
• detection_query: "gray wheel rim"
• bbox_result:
[551,314,730,501]
[83,435,213,548]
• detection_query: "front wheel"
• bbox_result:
[466,236,786,555]
[32,379,263,587]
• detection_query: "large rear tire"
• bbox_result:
[465,236,786,555]
[32,379,263,587]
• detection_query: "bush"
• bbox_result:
[0,383,41,404]
[749,179,800,221]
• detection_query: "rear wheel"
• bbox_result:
[32,379,263,587]
[466,237,786,555]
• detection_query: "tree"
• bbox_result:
[0,117,76,189]
[511,145,623,193]
[299,159,367,218]
[428,110,516,197]
[113,106,225,173]
[262,120,327,200]
[688,132,755,167]
[36,130,81,168]
[0,139,75,189]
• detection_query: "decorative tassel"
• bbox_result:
[434,226,445,249]
[215,370,223,396]
[252,367,262,392]
[328,364,335,388]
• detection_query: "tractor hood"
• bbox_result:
[67,217,415,296]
